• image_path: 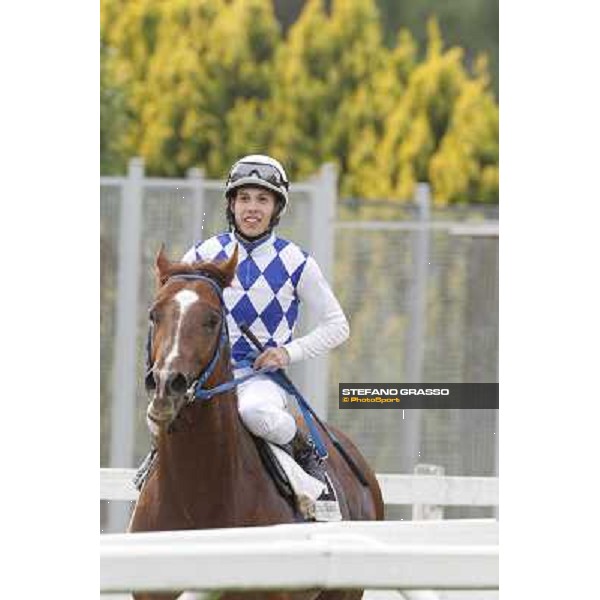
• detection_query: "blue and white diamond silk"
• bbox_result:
[185,232,308,364]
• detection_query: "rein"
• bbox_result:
[145,270,332,463]
[145,271,274,405]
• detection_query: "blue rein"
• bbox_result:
[148,272,275,402]
[148,271,327,458]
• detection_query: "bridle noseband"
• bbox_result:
[146,272,231,404]
[146,271,277,413]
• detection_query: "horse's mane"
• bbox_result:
[156,260,231,290]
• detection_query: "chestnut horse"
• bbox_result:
[128,246,384,600]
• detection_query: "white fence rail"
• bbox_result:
[100,468,499,507]
[102,519,498,547]
[100,473,498,596]
[101,520,498,594]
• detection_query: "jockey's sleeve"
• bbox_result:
[283,256,350,364]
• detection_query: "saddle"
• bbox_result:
[253,436,295,504]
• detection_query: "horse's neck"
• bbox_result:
[152,353,292,527]
[159,393,246,485]
[156,375,262,524]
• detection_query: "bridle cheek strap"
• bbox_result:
[145,271,262,404]
[187,312,276,402]
[186,317,231,402]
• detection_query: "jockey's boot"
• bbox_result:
[132,446,158,491]
[280,431,340,521]
[284,430,327,485]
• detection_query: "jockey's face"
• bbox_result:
[232,186,277,238]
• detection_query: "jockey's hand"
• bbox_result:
[254,347,290,370]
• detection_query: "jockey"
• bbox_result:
[134,154,349,490]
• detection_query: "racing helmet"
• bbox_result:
[225,155,289,225]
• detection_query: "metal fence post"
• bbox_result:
[405,182,430,383]
[399,184,431,474]
[494,409,499,519]
[187,167,205,245]
[303,163,337,419]
[310,163,337,281]
[412,463,445,520]
[107,157,144,532]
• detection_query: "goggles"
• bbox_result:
[227,162,289,190]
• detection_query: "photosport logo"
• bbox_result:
[338,384,499,409]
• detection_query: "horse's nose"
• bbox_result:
[165,372,189,396]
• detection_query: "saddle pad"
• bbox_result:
[253,436,295,505]
[269,444,342,522]
[252,436,342,522]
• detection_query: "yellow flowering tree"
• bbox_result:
[101,0,281,176]
[354,19,498,204]
[428,55,499,204]
[264,0,386,179]
[100,0,499,203]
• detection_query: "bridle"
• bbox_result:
[145,271,269,406]
[145,271,336,465]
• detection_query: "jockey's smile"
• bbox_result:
[232,186,276,238]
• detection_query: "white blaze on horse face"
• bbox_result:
[157,289,199,394]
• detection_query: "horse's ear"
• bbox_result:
[155,244,170,288]
[218,244,238,288]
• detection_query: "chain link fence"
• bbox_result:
[101,163,498,528]
[329,199,498,519]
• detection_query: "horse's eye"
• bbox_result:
[204,315,219,330]
[149,309,160,324]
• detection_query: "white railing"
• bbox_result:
[100,470,498,596]
[100,468,499,508]
[102,518,498,547]
[101,520,498,594]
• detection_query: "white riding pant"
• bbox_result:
[236,371,297,445]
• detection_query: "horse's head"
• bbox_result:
[145,245,238,430]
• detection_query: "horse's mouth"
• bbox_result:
[147,408,175,427]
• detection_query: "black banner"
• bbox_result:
[338,383,498,409]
